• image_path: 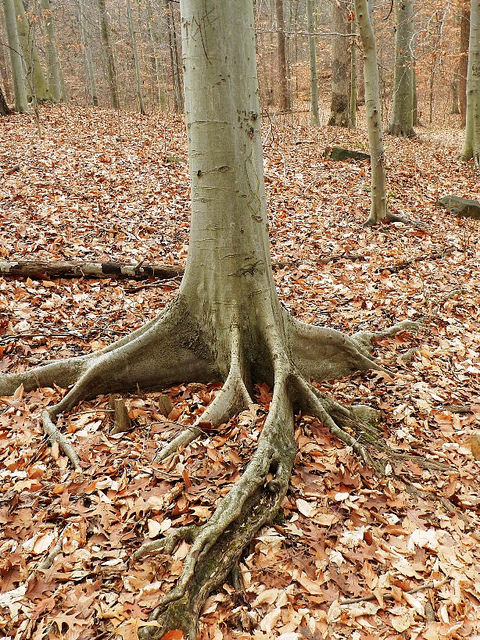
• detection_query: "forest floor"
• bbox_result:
[0,105,479,640]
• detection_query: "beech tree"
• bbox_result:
[98,0,120,110]
[14,0,51,102]
[3,0,29,113]
[40,0,67,103]
[0,1,420,637]
[388,0,415,137]
[0,85,11,115]
[461,0,480,163]
[307,0,320,126]
[328,0,351,126]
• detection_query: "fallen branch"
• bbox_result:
[340,577,449,606]
[0,260,183,281]
[377,248,454,274]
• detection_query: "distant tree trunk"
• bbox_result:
[165,0,183,112]
[461,0,480,163]
[126,0,146,114]
[98,0,120,109]
[78,0,98,106]
[329,0,350,127]
[3,0,29,113]
[145,0,165,108]
[459,4,470,127]
[40,0,67,102]
[0,43,12,101]
[275,0,290,111]
[452,79,460,113]
[354,0,388,224]
[388,0,415,137]
[306,0,319,125]
[14,0,51,102]
[0,86,11,115]
[412,63,418,124]
[350,10,357,127]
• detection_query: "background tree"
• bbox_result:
[354,0,388,224]
[275,0,290,111]
[0,84,11,115]
[459,1,470,127]
[461,0,480,163]
[164,0,183,112]
[328,0,351,126]
[0,0,420,637]
[98,0,120,109]
[3,0,29,113]
[77,0,98,106]
[306,0,320,125]
[126,0,145,114]
[40,0,67,102]
[14,0,51,102]
[388,0,415,137]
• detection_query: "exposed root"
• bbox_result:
[156,325,251,461]
[138,361,296,640]
[352,319,422,354]
[41,409,82,472]
[131,525,199,562]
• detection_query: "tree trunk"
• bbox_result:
[98,0,120,109]
[459,4,470,127]
[350,9,358,127]
[388,0,415,137]
[328,0,351,127]
[3,0,29,113]
[0,1,420,637]
[461,0,480,163]
[77,0,98,106]
[275,0,290,111]
[145,0,166,108]
[0,40,12,101]
[0,85,11,115]
[39,0,66,102]
[452,78,460,114]
[354,0,388,224]
[306,0,319,125]
[126,0,146,114]
[13,0,51,102]
[164,0,183,112]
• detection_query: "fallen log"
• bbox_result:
[0,260,184,281]
[323,146,370,162]
[437,195,480,220]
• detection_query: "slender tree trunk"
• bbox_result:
[0,85,11,115]
[459,4,470,127]
[306,0,319,125]
[77,0,98,106]
[126,0,145,114]
[165,0,183,112]
[98,0,120,109]
[14,0,51,102]
[452,78,460,114]
[275,0,290,111]
[350,9,357,127]
[40,0,66,102]
[354,0,388,224]
[388,0,415,137]
[0,42,12,101]
[145,0,165,108]
[328,0,351,127]
[3,0,29,112]
[461,0,480,163]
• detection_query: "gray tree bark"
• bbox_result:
[0,84,11,115]
[459,4,470,127]
[40,0,67,103]
[145,0,165,108]
[126,0,145,114]
[77,0,98,106]
[3,0,29,112]
[275,0,290,111]
[98,0,120,109]
[14,0,51,102]
[388,0,415,137]
[164,0,183,112]
[461,0,480,163]
[354,0,388,224]
[306,0,319,125]
[328,0,351,126]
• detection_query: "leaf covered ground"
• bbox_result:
[0,105,480,640]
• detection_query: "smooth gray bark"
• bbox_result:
[354,0,387,224]
[461,0,480,163]
[145,0,165,108]
[14,0,51,102]
[40,0,66,102]
[329,0,351,126]
[126,0,145,114]
[77,0,98,106]
[306,0,319,125]
[98,0,120,109]
[275,0,290,111]
[3,0,29,112]
[164,0,183,112]
[388,0,415,137]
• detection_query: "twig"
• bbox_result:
[340,577,448,605]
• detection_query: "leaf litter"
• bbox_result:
[0,105,479,639]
